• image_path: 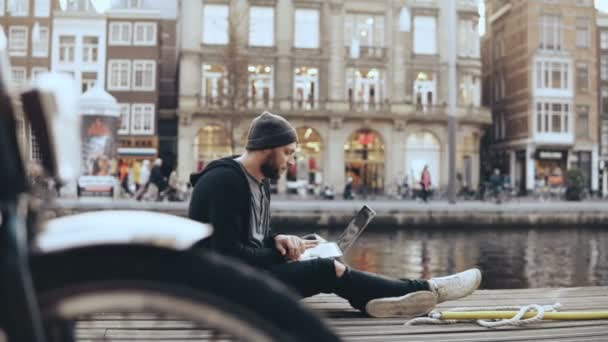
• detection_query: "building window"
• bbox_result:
[202,64,228,106]
[459,73,481,106]
[294,67,318,109]
[132,60,155,91]
[82,36,98,63]
[30,67,47,82]
[131,104,155,135]
[81,72,97,93]
[602,56,608,81]
[121,0,141,8]
[346,68,384,111]
[108,60,131,90]
[294,9,319,49]
[601,31,608,50]
[118,103,130,135]
[249,6,274,47]
[535,60,570,90]
[109,22,132,45]
[34,0,49,17]
[133,22,156,46]
[458,19,480,58]
[344,13,385,52]
[11,66,26,88]
[413,71,436,109]
[66,0,92,11]
[202,4,229,45]
[536,101,570,134]
[576,105,589,138]
[539,14,561,51]
[413,16,437,55]
[576,63,588,93]
[602,87,608,116]
[32,26,48,57]
[59,36,75,62]
[7,0,28,16]
[8,26,27,56]
[248,64,273,108]
[575,17,589,48]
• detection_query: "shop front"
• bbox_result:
[534,149,568,191]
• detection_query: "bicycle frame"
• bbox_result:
[0,78,48,341]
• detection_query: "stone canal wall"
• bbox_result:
[47,199,608,228]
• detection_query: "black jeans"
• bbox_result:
[268,259,430,312]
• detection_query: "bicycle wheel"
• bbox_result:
[29,245,341,342]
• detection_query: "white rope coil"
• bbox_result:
[405,302,561,328]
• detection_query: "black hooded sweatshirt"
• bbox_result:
[188,157,284,269]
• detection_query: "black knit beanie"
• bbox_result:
[246,111,298,150]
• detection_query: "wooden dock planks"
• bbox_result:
[69,286,608,341]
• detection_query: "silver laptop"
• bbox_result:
[299,206,376,260]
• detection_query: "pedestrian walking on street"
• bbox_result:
[135,159,151,200]
[420,165,431,202]
[188,111,481,318]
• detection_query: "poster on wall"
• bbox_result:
[77,115,119,197]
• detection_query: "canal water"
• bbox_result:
[287,226,608,289]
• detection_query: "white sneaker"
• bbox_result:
[429,268,482,303]
[365,291,437,318]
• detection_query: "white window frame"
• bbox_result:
[58,35,75,63]
[81,76,97,93]
[133,22,157,46]
[202,4,229,45]
[8,26,28,56]
[7,0,28,16]
[29,125,42,161]
[109,22,132,45]
[533,58,572,97]
[249,6,275,47]
[118,103,130,135]
[82,36,99,63]
[132,60,156,91]
[34,0,50,17]
[11,66,26,88]
[534,100,573,144]
[346,67,385,111]
[576,105,589,138]
[32,26,49,57]
[130,103,155,135]
[108,59,131,91]
[413,16,437,55]
[294,9,319,49]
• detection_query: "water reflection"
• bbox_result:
[296,226,608,289]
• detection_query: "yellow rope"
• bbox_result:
[439,311,608,320]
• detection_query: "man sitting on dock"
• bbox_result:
[189,111,482,318]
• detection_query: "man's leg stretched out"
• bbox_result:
[268,258,481,318]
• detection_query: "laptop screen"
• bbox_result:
[336,205,376,253]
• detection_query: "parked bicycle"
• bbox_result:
[0,45,339,341]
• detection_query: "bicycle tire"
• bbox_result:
[29,245,341,342]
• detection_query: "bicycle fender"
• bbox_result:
[35,210,213,253]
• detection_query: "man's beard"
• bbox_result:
[261,152,280,180]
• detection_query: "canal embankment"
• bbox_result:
[48,198,608,227]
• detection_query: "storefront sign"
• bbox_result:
[536,150,565,160]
